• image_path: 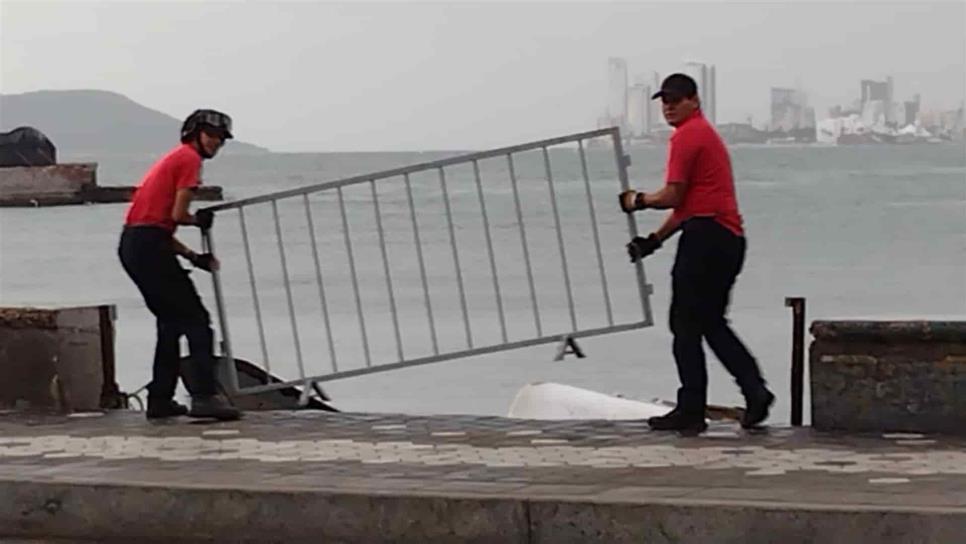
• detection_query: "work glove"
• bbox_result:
[626,233,662,263]
[189,252,218,272]
[618,190,646,213]
[195,209,214,231]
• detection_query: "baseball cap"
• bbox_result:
[651,73,698,101]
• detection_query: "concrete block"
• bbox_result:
[810,320,966,434]
[0,305,116,412]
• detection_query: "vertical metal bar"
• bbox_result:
[303,194,339,373]
[439,167,473,348]
[202,228,239,393]
[405,174,439,355]
[472,160,508,343]
[370,180,405,362]
[507,153,542,337]
[339,187,372,366]
[238,207,271,382]
[786,297,806,426]
[578,140,614,327]
[542,146,578,332]
[611,130,653,326]
[272,200,307,380]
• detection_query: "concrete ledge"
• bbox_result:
[2,480,963,543]
[529,500,966,544]
[810,320,966,434]
[2,481,528,544]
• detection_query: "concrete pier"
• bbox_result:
[0,163,222,206]
[1,410,963,543]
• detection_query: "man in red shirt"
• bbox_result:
[118,109,240,421]
[619,74,774,433]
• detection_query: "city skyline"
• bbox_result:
[2,1,964,151]
[601,56,962,144]
[604,56,958,130]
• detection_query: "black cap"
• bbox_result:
[651,73,698,101]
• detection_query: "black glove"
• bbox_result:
[189,252,217,272]
[626,234,662,263]
[195,209,214,231]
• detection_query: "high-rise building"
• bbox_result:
[860,79,889,102]
[627,83,650,137]
[903,94,921,126]
[709,65,716,124]
[860,77,895,125]
[607,57,629,131]
[649,71,663,131]
[681,61,716,124]
[770,87,811,132]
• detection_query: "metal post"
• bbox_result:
[370,180,405,361]
[303,195,339,373]
[473,160,508,343]
[507,153,542,337]
[339,187,372,366]
[202,228,239,393]
[578,140,614,326]
[272,200,307,381]
[542,146,578,332]
[611,130,653,326]
[239,207,271,382]
[405,174,439,355]
[439,167,473,348]
[786,296,806,426]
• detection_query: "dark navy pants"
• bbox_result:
[669,217,766,414]
[118,226,217,400]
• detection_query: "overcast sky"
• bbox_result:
[2,0,964,151]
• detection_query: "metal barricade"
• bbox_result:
[200,127,654,398]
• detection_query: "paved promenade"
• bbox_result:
[1,410,964,543]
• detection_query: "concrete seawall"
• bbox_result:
[2,411,963,543]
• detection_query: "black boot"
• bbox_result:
[189,395,242,421]
[146,398,189,419]
[647,408,708,433]
[742,388,775,429]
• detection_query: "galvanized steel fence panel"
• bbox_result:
[200,128,653,396]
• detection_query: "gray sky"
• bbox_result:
[2,0,964,151]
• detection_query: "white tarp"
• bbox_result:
[507,382,671,420]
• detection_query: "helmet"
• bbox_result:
[181,109,233,142]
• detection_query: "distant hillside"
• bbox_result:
[0,90,269,156]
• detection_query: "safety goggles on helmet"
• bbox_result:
[181,109,234,141]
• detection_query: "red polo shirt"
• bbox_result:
[124,144,202,231]
[665,110,744,236]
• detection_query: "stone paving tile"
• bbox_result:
[1,410,965,511]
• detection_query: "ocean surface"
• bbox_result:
[1,141,963,423]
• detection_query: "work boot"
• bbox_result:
[647,408,708,433]
[189,395,242,421]
[742,388,775,429]
[146,398,189,420]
